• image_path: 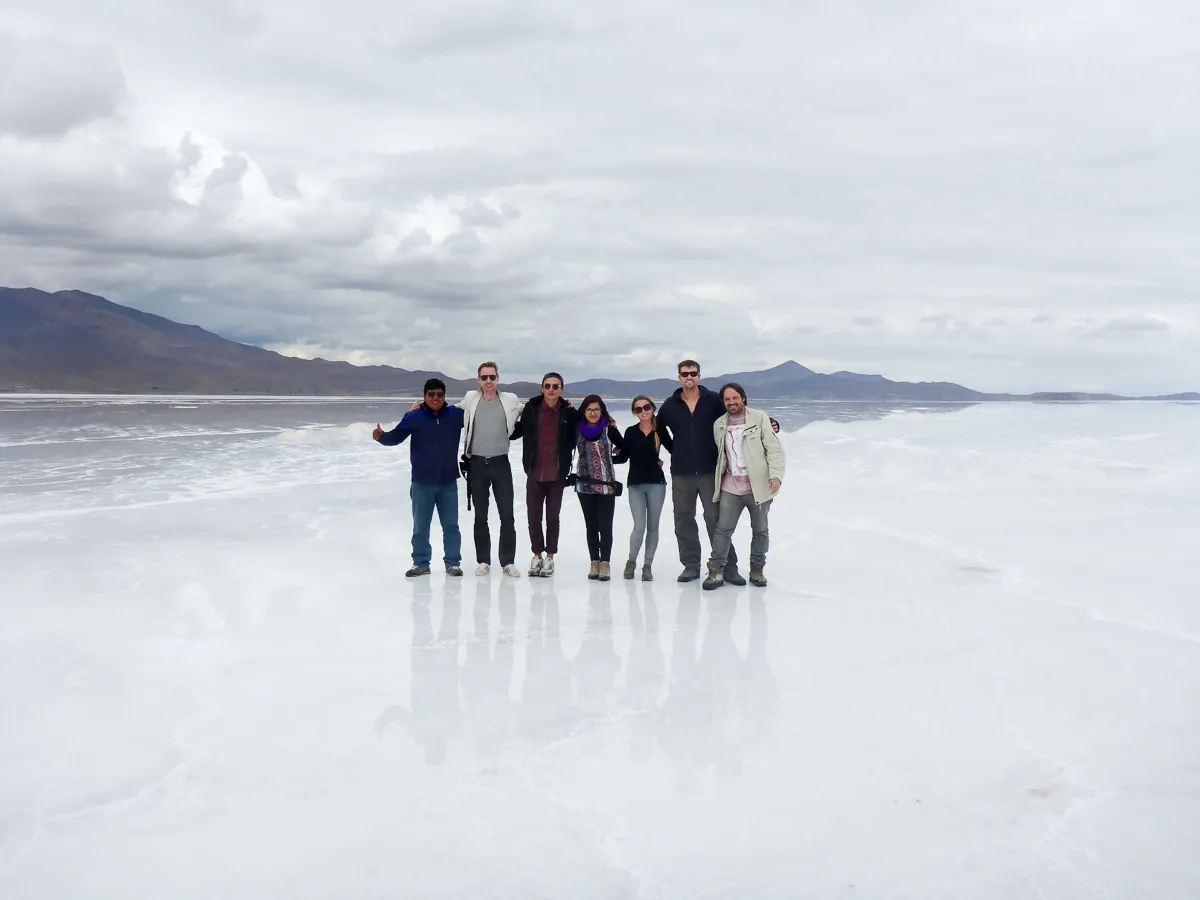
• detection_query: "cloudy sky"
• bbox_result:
[2,0,1198,393]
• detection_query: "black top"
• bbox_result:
[655,385,726,476]
[622,423,674,485]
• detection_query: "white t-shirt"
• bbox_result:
[721,412,753,496]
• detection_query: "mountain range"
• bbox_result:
[1,287,1196,402]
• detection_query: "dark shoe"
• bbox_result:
[677,566,701,583]
[446,565,463,577]
[406,566,431,577]
[701,562,724,591]
[749,564,767,587]
[641,564,653,582]
[623,560,636,580]
[724,567,747,587]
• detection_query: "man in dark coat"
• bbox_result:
[656,359,744,584]
[374,378,466,577]
[511,372,579,577]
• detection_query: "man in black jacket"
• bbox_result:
[656,359,744,584]
[511,372,579,578]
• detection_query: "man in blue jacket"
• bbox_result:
[373,378,466,577]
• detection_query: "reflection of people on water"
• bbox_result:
[520,580,576,744]
[374,578,463,765]
[572,585,621,754]
[657,592,744,789]
[737,597,779,748]
[461,578,517,774]
[621,579,664,760]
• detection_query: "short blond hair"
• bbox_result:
[477,360,499,376]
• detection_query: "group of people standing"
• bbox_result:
[372,359,786,591]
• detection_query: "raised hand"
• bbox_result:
[373,423,384,441]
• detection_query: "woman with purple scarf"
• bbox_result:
[570,394,628,581]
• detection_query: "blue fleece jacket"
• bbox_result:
[378,404,465,484]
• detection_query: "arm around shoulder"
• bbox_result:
[762,414,786,483]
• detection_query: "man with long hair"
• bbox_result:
[703,383,786,590]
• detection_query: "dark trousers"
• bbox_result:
[577,492,616,562]
[526,478,566,555]
[468,456,516,567]
[671,473,739,573]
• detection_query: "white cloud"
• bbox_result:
[1,0,1198,394]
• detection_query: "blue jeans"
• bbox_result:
[411,481,461,567]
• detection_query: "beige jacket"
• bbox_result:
[712,407,786,504]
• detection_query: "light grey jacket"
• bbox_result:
[712,407,786,504]
[460,389,522,456]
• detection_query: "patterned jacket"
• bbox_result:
[572,422,628,495]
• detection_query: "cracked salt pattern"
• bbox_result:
[1,396,1198,898]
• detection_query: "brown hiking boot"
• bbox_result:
[598,561,611,582]
[588,561,600,580]
[749,563,767,587]
[702,561,725,591]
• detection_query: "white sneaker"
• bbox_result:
[475,563,490,576]
[502,565,521,579]
[540,558,555,577]
[529,555,544,576]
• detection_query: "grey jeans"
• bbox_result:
[627,483,666,564]
[709,491,771,569]
[671,474,739,572]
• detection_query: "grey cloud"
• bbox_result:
[0,31,127,138]
[1,0,1198,394]
[1095,314,1172,334]
[376,4,596,59]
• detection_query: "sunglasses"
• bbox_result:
[679,370,700,378]
[633,404,653,414]
[479,373,498,381]
[425,390,445,398]
[543,383,562,390]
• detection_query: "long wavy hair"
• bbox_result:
[631,394,660,451]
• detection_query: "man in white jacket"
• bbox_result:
[459,360,524,577]
[703,382,786,590]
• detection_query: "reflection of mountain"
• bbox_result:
[374,579,462,765]
[763,401,979,433]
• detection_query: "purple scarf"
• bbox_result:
[579,417,607,440]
